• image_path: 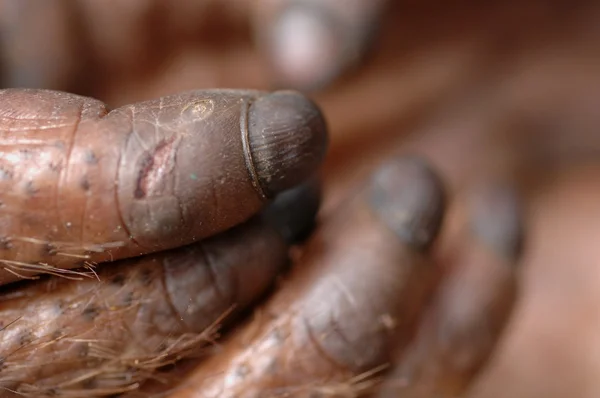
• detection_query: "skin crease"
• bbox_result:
[0,178,322,397]
[0,217,289,396]
[2,1,600,397]
[151,157,524,398]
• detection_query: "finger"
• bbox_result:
[379,183,524,397]
[0,180,320,397]
[0,88,327,285]
[252,0,389,91]
[0,0,249,92]
[169,155,447,398]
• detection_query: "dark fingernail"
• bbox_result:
[470,184,524,261]
[368,155,447,251]
[261,177,322,244]
[248,90,328,197]
[269,3,345,90]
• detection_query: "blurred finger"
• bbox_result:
[379,183,524,397]
[168,154,447,397]
[252,0,389,91]
[0,180,320,397]
[0,0,77,90]
[0,88,327,285]
[0,0,251,92]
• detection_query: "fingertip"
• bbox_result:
[367,155,447,252]
[255,0,386,91]
[383,184,524,397]
[248,90,328,197]
[267,3,345,90]
[261,177,322,244]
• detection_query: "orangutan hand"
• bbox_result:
[6,2,600,397]
[0,87,524,398]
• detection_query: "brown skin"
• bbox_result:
[4,1,600,397]
[380,184,522,397]
[0,141,522,398]
[165,156,523,398]
[0,213,286,396]
[0,4,527,397]
[0,89,326,284]
[252,0,389,91]
[0,0,388,95]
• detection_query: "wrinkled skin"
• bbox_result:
[0,92,523,396]
[2,1,600,397]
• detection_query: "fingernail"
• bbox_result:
[269,3,345,90]
[368,155,447,251]
[470,184,524,261]
[262,178,322,244]
[248,90,328,197]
